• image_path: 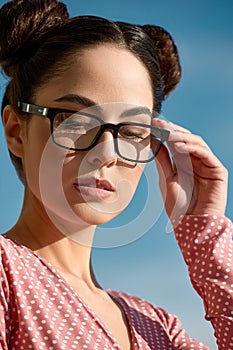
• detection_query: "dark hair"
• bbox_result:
[0,0,181,183]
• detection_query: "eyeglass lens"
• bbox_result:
[52,111,162,162]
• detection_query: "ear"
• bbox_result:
[2,105,25,158]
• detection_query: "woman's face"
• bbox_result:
[22,44,154,227]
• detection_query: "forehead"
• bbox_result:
[34,44,154,109]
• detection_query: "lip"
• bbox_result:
[73,177,115,200]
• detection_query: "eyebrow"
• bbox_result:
[54,94,98,108]
[54,94,106,116]
[54,94,152,119]
[120,107,153,119]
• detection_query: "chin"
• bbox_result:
[71,204,121,226]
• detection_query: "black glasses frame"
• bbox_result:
[17,102,170,163]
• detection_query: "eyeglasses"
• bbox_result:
[17,102,170,163]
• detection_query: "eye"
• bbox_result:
[120,130,143,140]
[54,113,98,132]
[119,125,150,142]
[63,120,89,130]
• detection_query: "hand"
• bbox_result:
[152,119,228,219]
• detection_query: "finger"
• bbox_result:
[152,118,195,158]
[152,118,223,174]
[191,155,228,180]
[152,118,191,134]
[173,140,222,168]
[168,131,211,151]
[165,130,219,168]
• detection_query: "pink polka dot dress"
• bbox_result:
[0,215,232,349]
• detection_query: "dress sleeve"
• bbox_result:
[173,215,233,350]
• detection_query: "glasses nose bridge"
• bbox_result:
[100,122,118,136]
[95,122,119,144]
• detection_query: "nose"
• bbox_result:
[86,130,118,168]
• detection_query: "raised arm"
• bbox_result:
[152,119,232,349]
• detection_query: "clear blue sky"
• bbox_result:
[0,1,232,349]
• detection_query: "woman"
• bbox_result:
[0,1,232,349]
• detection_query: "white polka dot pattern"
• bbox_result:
[0,215,232,349]
[173,215,233,350]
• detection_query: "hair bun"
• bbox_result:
[142,25,181,98]
[0,0,69,77]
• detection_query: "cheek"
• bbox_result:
[111,165,144,211]
[121,166,144,188]
[23,140,48,197]
[23,121,61,200]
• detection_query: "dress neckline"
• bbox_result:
[2,235,138,349]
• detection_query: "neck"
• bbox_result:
[5,188,98,288]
